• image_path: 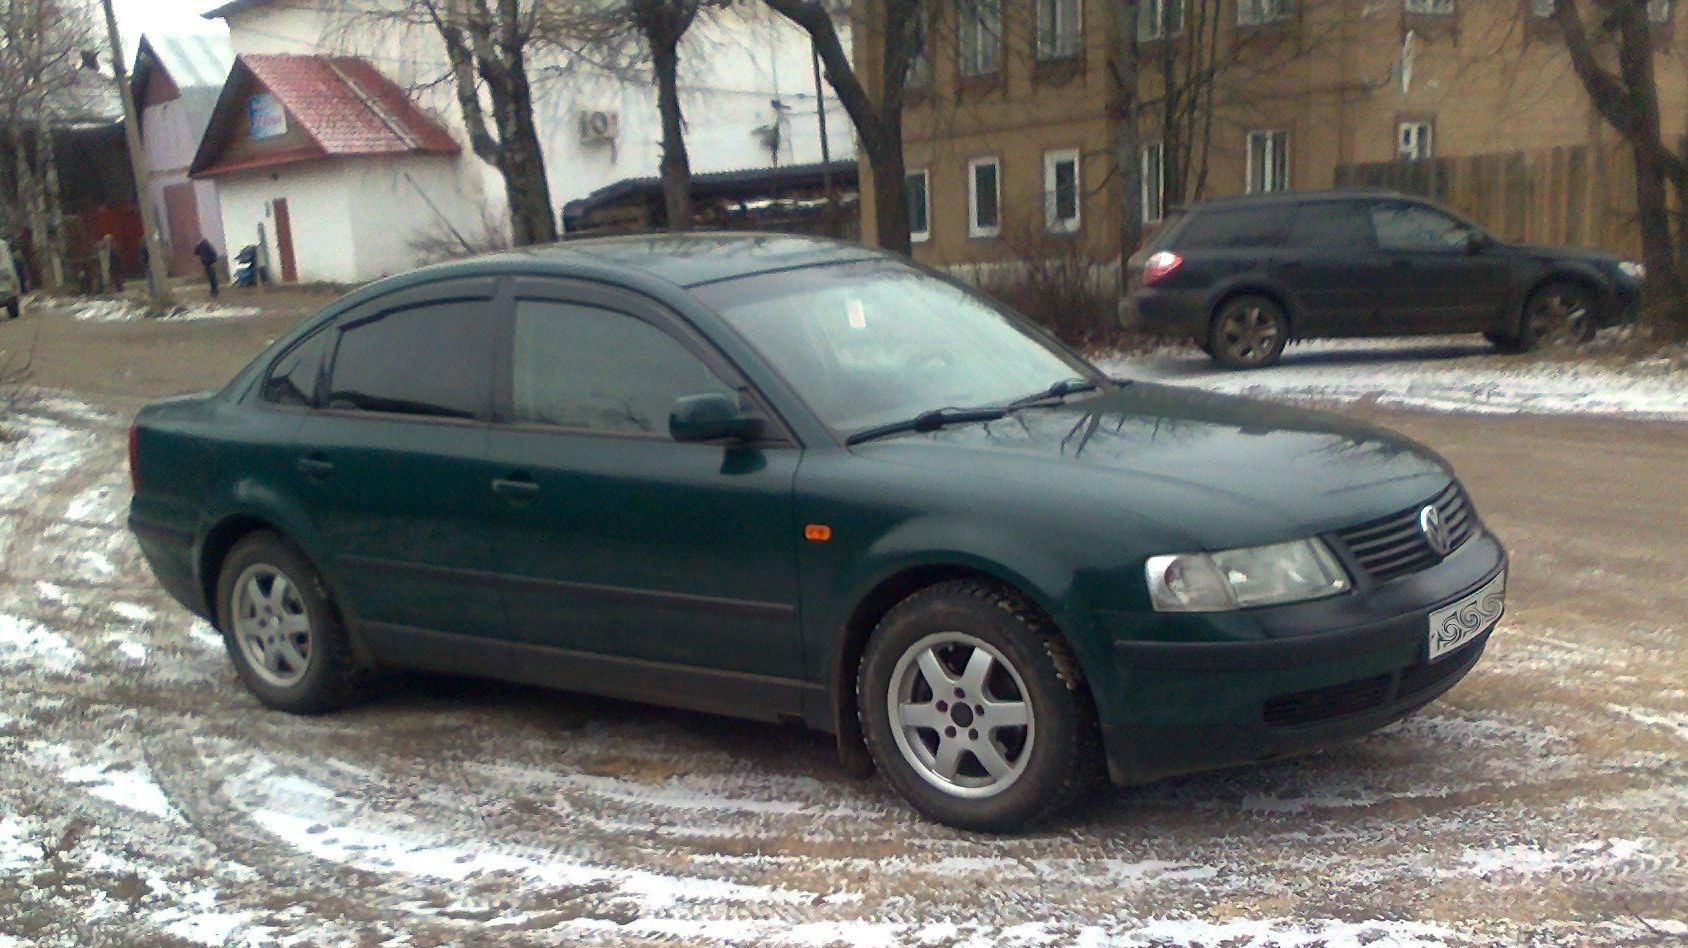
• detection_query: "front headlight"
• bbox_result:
[1619,260,1645,280]
[1146,539,1351,612]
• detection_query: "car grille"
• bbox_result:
[1333,482,1477,583]
[1261,630,1489,728]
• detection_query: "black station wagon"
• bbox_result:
[130,234,1508,830]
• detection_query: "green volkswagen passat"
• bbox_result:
[129,233,1507,830]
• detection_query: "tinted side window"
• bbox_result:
[1176,206,1289,249]
[1287,201,1374,248]
[1370,202,1470,252]
[326,300,494,419]
[261,329,331,407]
[512,300,736,436]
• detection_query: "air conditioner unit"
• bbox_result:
[579,110,619,143]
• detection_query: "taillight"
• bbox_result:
[128,424,139,492]
[1142,251,1184,287]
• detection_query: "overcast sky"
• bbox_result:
[110,0,227,56]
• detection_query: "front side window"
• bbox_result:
[1239,0,1292,25]
[1044,149,1081,233]
[262,328,331,407]
[326,300,494,419]
[1398,121,1433,160]
[905,169,931,243]
[1246,129,1288,193]
[694,260,1097,438]
[1139,0,1183,39]
[968,157,1001,238]
[511,300,735,436]
[1037,0,1082,59]
[1369,201,1474,252]
[958,0,1002,77]
[1141,142,1165,223]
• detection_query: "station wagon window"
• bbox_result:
[1369,202,1472,252]
[1176,205,1288,249]
[1287,201,1374,247]
[511,300,736,436]
[261,328,331,407]
[325,301,493,419]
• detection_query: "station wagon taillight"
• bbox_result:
[128,424,139,492]
[1142,251,1184,287]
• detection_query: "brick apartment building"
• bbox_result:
[860,0,1688,270]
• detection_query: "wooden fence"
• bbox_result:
[1335,143,1641,258]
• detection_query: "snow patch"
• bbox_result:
[1457,838,1655,878]
[0,613,82,673]
[1608,704,1688,741]
[0,814,43,873]
[71,299,261,322]
[1103,917,1463,947]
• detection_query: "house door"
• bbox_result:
[162,183,201,277]
[271,198,298,283]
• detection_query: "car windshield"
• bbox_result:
[693,259,1103,438]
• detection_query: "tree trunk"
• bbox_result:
[35,121,66,291]
[1112,0,1142,267]
[1635,150,1688,334]
[864,126,910,255]
[644,6,694,231]
[497,119,556,246]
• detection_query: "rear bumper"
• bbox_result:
[129,514,212,622]
[1123,288,1209,337]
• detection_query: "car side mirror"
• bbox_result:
[670,392,766,443]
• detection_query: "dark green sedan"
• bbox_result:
[129,233,1507,831]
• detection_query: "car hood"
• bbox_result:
[852,382,1452,551]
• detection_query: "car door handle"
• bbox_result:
[491,476,539,498]
[297,455,334,480]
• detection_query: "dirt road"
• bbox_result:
[1,306,1684,946]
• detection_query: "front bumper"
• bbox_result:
[1094,533,1507,786]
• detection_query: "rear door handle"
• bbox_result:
[491,476,539,498]
[297,455,334,480]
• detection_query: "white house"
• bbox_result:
[198,0,856,277]
[190,53,479,285]
[132,33,234,275]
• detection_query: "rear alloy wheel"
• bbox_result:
[1208,295,1289,369]
[1523,282,1597,348]
[858,580,1101,831]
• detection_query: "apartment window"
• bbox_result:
[1141,142,1165,223]
[905,170,931,243]
[1044,149,1081,233]
[1238,0,1292,26]
[1247,130,1288,193]
[1398,121,1433,160]
[968,157,1001,238]
[1404,0,1454,13]
[1037,0,1082,59]
[958,0,1003,77]
[1528,0,1555,15]
[1650,0,1671,22]
[906,34,933,88]
[1139,0,1183,39]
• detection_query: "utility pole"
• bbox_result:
[99,0,174,309]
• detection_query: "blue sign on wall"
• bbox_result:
[247,93,287,140]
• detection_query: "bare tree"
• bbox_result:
[1111,0,1143,264]
[1551,0,1688,338]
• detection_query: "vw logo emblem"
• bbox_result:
[1419,505,1452,557]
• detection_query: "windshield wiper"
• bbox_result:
[845,406,1011,446]
[1005,377,1102,409]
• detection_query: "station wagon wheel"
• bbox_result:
[857,580,1102,832]
[216,531,366,714]
[1524,282,1597,347]
[1208,295,1288,370]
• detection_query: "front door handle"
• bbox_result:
[297,455,334,480]
[491,476,540,499]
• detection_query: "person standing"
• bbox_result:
[193,238,219,299]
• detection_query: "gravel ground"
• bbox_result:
[1,308,1685,946]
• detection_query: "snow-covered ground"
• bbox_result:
[1100,336,1688,421]
[70,299,262,323]
[1,382,1685,945]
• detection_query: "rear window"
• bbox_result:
[1142,209,1187,252]
[1174,205,1291,249]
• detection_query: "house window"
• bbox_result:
[1650,0,1671,22]
[1037,0,1082,59]
[968,157,1001,238]
[1138,0,1183,39]
[1404,0,1454,13]
[1141,142,1166,223]
[1247,130,1288,193]
[1044,149,1081,233]
[1239,0,1292,26]
[905,170,931,243]
[1528,0,1555,15]
[1398,121,1433,160]
[958,0,1003,77]
[906,33,933,88]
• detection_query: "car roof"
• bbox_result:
[1176,188,1414,214]
[475,231,885,288]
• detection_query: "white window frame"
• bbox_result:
[1238,0,1291,26]
[1403,0,1454,14]
[968,156,1002,239]
[1138,0,1183,40]
[1036,0,1083,60]
[958,0,1003,78]
[1398,121,1433,160]
[1141,142,1166,224]
[1246,129,1289,194]
[1043,149,1081,234]
[905,169,931,243]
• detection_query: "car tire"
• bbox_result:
[857,579,1102,832]
[215,531,365,714]
[1208,295,1289,369]
[5,300,17,319]
[1522,281,1598,348]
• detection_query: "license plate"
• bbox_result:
[1428,570,1506,662]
